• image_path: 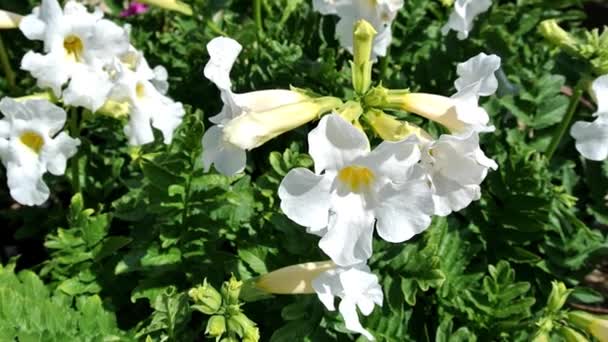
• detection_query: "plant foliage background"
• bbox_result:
[0,0,608,341]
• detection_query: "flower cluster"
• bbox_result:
[18,0,184,145]
[0,0,185,205]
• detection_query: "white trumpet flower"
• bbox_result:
[202,37,316,176]
[110,48,184,146]
[279,114,433,266]
[570,75,608,161]
[381,53,501,134]
[0,98,79,206]
[312,263,383,341]
[313,0,404,59]
[420,131,497,216]
[19,0,129,111]
[441,0,492,40]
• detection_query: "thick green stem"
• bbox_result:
[69,107,81,194]
[379,48,390,82]
[0,33,16,92]
[254,0,263,37]
[545,82,584,161]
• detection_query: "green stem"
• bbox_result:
[69,107,81,194]
[379,46,390,82]
[0,33,16,92]
[254,0,263,37]
[545,82,585,161]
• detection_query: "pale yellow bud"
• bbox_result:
[0,10,21,29]
[539,19,578,54]
[567,310,608,341]
[558,326,589,342]
[138,0,193,15]
[256,261,335,294]
[352,20,377,94]
[365,109,432,142]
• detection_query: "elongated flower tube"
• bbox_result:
[570,75,608,161]
[0,98,79,205]
[256,261,383,341]
[567,311,608,341]
[203,36,339,176]
[365,109,431,142]
[365,53,501,134]
[0,10,21,29]
[279,114,433,266]
[137,0,192,15]
[19,0,130,112]
[313,0,403,60]
[441,0,492,40]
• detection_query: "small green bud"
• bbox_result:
[189,279,222,315]
[546,281,572,313]
[219,337,239,342]
[137,0,193,15]
[352,20,377,95]
[539,19,578,54]
[530,332,550,342]
[558,326,588,342]
[227,312,257,338]
[243,326,260,342]
[205,315,227,339]
[221,275,243,306]
[567,310,608,341]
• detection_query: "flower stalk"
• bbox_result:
[545,81,585,161]
[69,107,81,194]
[0,34,16,92]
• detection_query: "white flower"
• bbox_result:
[397,53,500,134]
[570,75,608,161]
[313,0,404,59]
[0,98,79,206]
[19,0,129,111]
[420,131,497,216]
[441,0,492,40]
[202,37,310,176]
[109,47,184,146]
[279,114,433,266]
[312,263,383,341]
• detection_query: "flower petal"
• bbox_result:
[320,192,375,266]
[360,136,421,183]
[21,51,68,97]
[204,37,242,91]
[308,114,370,174]
[591,75,608,115]
[40,132,80,176]
[338,299,375,341]
[62,64,115,112]
[6,162,49,206]
[311,268,341,311]
[570,118,608,161]
[454,53,501,97]
[278,168,332,231]
[201,125,246,176]
[124,106,155,146]
[374,180,433,243]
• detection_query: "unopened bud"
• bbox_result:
[189,279,222,315]
[138,0,193,15]
[352,20,377,94]
[243,326,260,342]
[221,276,243,306]
[546,281,572,313]
[365,109,431,142]
[227,312,257,338]
[205,315,227,338]
[539,20,578,54]
[558,326,588,342]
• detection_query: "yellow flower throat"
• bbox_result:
[20,131,44,154]
[337,165,375,192]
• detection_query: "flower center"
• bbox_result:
[337,165,375,193]
[20,131,44,154]
[136,82,146,99]
[63,35,84,62]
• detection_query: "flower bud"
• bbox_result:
[243,327,260,342]
[223,96,342,150]
[539,20,578,54]
[558,326,588,342]
[352,20,377,94]
[205,315,227,339]
[227,312,257,338]
[221,276,243,306]
[256,261,335,294]
[219,337,239,342]
[546,281,572,313]
[567,310,608,341]
[138,0,193,15]
[189,279,222,315]
[0,10,21,29]
[365,109,431,142]
[336,101,363,124]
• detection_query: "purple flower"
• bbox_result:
[120,1,149,17]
